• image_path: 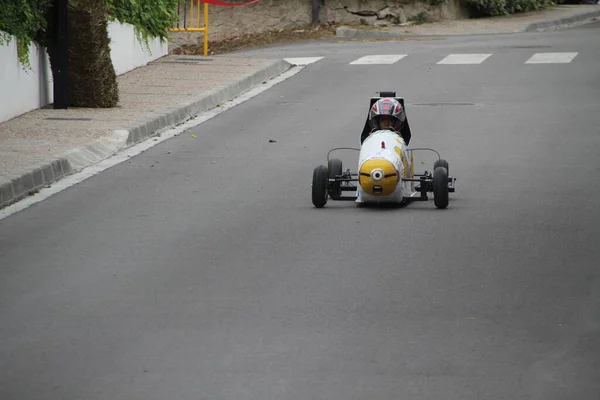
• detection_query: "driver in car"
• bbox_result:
[360,97,412,145]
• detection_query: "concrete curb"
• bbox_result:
[0,159,71,209]
[336,26,413,40]
[0,59,292,210]
[335,10,600,39]
[520,9,600,32]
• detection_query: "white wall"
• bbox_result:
[0,21,168,124]
[0,37,53,124]
[107,22,168,76]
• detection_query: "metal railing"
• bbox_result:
[170,1,209,56]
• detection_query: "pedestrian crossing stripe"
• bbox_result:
[525,52,578,64]
[436,54,492,65]
[283,57,324,66]
[349,55,407,65]
[283,53,581,66]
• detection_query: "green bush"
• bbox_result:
[106,0,181,47]
[0,0,181,67]
[460,0,555,17]
[0,0,51,66]
[408,12,430,24]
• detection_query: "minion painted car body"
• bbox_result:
[356,129,413,204]
[311,92,456,209]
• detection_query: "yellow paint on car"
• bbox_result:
[394,146,410,178]
[358,158,398,196]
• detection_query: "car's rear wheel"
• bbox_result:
[328,158,343,199]
[433,166,449,209]
[312,165,329,208]
[434,159,449,176]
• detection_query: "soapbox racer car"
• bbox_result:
[311,92,456,209]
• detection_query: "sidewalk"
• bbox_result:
[336,4,600,38]
[1,5,599,210]
[0,56,291,209]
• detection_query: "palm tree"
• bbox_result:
[42,0,119,108]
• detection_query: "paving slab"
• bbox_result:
[0,55,292,209]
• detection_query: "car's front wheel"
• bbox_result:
[433,166,449,209]
[312,165,328,208]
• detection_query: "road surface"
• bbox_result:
[1,22,599,400]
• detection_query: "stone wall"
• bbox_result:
[321,0,469,26]
[170,0,469,45]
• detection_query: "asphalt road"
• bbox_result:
[1,23,599,400]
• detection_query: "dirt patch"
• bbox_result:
[170,23,339,56]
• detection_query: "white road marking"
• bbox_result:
[349,55,407,65]
[437,54,492,64]
[525,52,578,64]
[0,66,307,221]
[283,57,324,66]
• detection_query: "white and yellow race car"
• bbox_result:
[311,92,456,209]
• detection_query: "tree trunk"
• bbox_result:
[44,0,119,108]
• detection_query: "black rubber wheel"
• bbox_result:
[328,158,343,198]
[434,159,449,176]
[312,165,329,208]
[433,166,449,209]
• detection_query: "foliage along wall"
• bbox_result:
[0,23,167,123]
